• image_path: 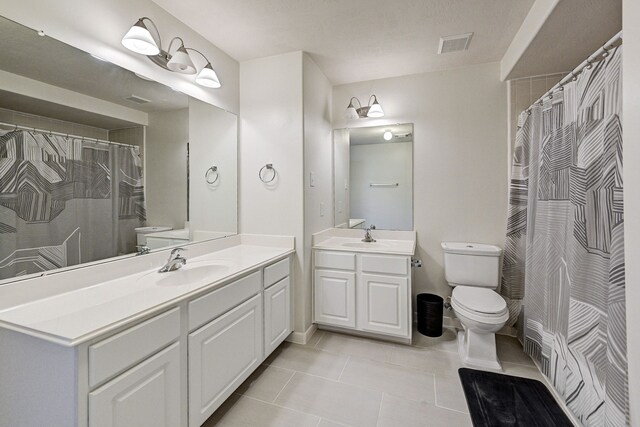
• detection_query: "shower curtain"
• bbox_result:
[501,46,628,425]
[0,129,145,281]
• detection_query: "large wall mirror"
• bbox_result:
[0,15,237,283]
[334,123,413,230]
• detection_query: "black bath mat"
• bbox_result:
[458,368,573,427]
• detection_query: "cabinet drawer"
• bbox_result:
[361,254,408,275]
[89,342,181,427]
[264,257,290,288]
[315,251,356,271]
[188,271,261,331]
[89,307,180,388]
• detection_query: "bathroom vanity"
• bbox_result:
[312,229,416,344]
[0,235,294,427]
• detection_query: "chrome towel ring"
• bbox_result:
[259,163,276,183]
[205,166,219,184]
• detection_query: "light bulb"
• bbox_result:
[383,131,393,141]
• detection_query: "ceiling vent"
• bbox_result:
[125,94,151,104]
[438,32,473,54]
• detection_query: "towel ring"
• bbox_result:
[259,163,276,183]
[205,166,219,184]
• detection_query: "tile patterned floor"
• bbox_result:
[203,327,545,427]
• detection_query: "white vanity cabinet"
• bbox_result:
[87,307,182,427]
[89,342,181,427]
[313,250,412,343]
[188,294,263,427]
[314,269,356,328]
[0,252,293,427]
[263,257,293,355]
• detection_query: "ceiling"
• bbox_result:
[0,90,142,130]
[152,0,535,85]
[0,15,189,129]
[350,123,413,146]
[505,0,622,79]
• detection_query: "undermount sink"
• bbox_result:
[341,241,392,249]
[142,262,232,287]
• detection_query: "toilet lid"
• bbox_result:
[452,287,507,315]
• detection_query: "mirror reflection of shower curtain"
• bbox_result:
[500,46,628,424]
[0,130,145,281]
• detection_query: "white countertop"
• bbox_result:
[312,229,416,256]
[0,237,293,346]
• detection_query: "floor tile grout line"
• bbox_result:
[271,369,297,404]
[337,355,350,382]
[239,393,325,422]
[374,392,385,427]
[313,331,325,349]
[433,401,471,415]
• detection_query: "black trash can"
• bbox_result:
[417,293,444,337]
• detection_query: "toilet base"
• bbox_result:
[457,329,502,371]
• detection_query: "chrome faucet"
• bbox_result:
[136,245,150,256]
[362,227,376,243]
[159,247,187,272]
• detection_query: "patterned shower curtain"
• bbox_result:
[0,130,145,281]
[501,46,627,425]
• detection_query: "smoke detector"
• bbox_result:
[125,94,151,104]
[438,32,473,54]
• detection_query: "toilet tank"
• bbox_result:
[441,242,502,289]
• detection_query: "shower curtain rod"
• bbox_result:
[527,30,623,111]
[0,121,139,149]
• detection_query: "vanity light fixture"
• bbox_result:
[344,95,385,119]
[122,17,221,88]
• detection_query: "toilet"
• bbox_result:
[134,226,173,247]
[441,242,508,371]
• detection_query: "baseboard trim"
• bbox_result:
[286,323,317,345]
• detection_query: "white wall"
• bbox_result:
[0,0,239,113]
[349,142,413,230]
[333,128,350,228]
[188,98,238,237]
[240,51,332,337]
[623,0,640,424]
[333,62,508,300]
[303,53,333,332]
[145,109,188,229]
[239,52,305,331]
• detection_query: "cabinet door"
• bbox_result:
[264,277,292,356]
[359,274,409,337]
[89,342,181,427]
[314,269,356,328]
[188,294,262,427]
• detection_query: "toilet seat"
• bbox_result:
[451,287,508,323]
[452,286,507,313]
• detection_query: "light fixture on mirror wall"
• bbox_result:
[121,17,221,88]
[345,95,384,119]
